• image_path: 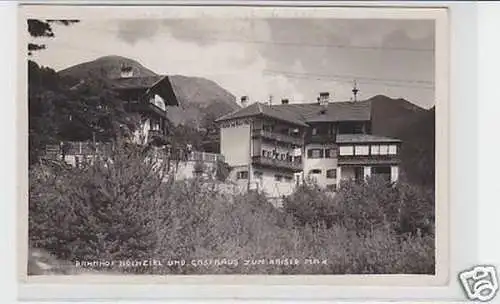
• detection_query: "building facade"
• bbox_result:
[110,66,181,146]
[216,93,401,198]
[44,65,184,165]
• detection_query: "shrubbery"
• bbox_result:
[284,177,435,237]
[29,143,435,275]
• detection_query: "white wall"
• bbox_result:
[151,94,166,111]
[251,167,295,198]
[302,143,337,187]
[220,124,250,167]
[168,160,217,180]
[391,165,399,183]
[228,165,251,192]
[133,118,151,145]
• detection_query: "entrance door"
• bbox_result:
[354,166,364,182]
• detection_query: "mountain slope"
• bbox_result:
[368,94,428,137]
[368,95,435,187]
[59,55,158,79]
[166,75,240,126]
[58,56,240,127]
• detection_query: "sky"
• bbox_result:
[30,18,435,109]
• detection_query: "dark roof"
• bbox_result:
[109,76,164,90]
[216,100,371,126]
[109,75,180,107]
[215,102,308,127]
[336,134,401,144]
[277,100,372,123]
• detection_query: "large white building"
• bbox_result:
[216,93,401,199]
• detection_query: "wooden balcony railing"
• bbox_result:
[251,155,302,172]
[337,154,400,166]
[252,129,302,146]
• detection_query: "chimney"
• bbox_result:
[241,96,249,107]
[281,98,289,105]
[318,92,330,106]
[120,64,133,78]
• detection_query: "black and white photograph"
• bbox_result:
[23,4,443,278]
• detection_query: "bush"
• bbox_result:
[214,160,231,182]
[29,147,435,275]
[284,175,435,237]
[29,139,168,271]
[283,182,335,227]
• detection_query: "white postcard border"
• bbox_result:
[14,1,476,302]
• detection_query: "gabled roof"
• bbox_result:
[109,75,180,107]
[215,102,308,127]
[336,134,401,144]
[276,100,372,123]
[216,100,372,126]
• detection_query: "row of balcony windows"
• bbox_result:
[339,144,398,156]
[260,149,302,163]
[256,145,397,161]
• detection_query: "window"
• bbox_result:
[371,145,380,155]
[379,145,389,155]
[389,145,397,155]
[307,149,323,159]
[284,176,293,182]
[339,146,354,156]
[325,148,336,158]
[237,171,249,179]
[274,175,283,182]
[355,145,369,155]
[254,171,263,179]
[150,120,161,131]
[326,169,337,179]
[309,169,322,174]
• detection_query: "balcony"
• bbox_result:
[252,129,303,146]
[252,155,302,172]
[127,101,167,118]
[337,154,400,166]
